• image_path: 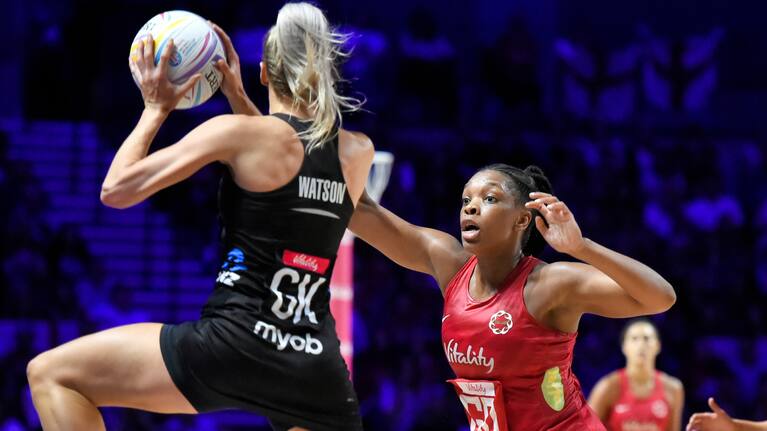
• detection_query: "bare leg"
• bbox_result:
[27,323,196,431]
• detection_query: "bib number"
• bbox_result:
[448,379,508,431]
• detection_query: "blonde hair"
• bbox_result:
[263,2,362,151]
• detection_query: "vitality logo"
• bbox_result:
[444,339,495,374]
[282,250,330,275]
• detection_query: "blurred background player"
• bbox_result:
[588,318,685,431]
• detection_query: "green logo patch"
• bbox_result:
[541,366,565,411]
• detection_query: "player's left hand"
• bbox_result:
[525,192,586,256]
[129,36,201,113]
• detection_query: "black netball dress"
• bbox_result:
[159,113,362,430]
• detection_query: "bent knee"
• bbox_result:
[27,351,58,389]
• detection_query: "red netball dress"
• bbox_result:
[606,369,670,431]
[441,255,606,431]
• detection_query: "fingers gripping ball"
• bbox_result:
[129,10,226,109]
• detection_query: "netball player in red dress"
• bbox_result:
[349,164,676,430]
[588,319,684,431]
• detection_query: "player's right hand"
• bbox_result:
[686,398,736,431]
[210,22,246,101]
[130,36,201,113]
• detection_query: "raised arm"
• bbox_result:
[349,191,470,293]
[101,114,249,209]
[102,36,249,208]
[525,192,676,320]
[210,22,262,116]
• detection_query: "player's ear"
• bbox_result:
[260,61,269,86]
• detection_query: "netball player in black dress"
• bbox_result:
[26,3,373,430]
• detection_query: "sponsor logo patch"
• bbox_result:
[282,250,330,275]
[444,339,495,374]
[488,310,513,335]
[253,320,323,355]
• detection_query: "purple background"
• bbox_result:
[0,0,766,429]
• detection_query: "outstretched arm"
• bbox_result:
[687,398,767,431]
[349,191,469,293]
[526,192,676,318]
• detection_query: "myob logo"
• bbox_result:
[253,320,323,355]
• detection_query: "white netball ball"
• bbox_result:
[129,10,225,109]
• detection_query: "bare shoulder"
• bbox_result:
[230,115,312,163]
[338,129,375,161]
[337,128,375,205]
[427,231,469,261]
[206,114,290,145]
[184,114,272,156]
[239,114,297,139]
[218,113,276,128]
[222,115,306,190]
[660,372,684,394]
[339,128,372,142]
[426,230,471,290]
[534,260,606,296]
[589,370,621,404]
[537,261,591,282]
[528,261,585,297]
[198,113,255,131]
[596,370,621,390]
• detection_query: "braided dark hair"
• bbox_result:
[480,164,553,256]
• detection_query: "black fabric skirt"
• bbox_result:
[160,313,362,431]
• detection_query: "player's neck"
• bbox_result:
[626,363,655,382]
[472,251,524,298]
[268,89,311,119]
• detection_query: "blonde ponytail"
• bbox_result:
[263,2,362,151]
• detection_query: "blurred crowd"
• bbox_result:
[2,1,766,429]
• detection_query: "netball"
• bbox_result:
[129,10,225,109]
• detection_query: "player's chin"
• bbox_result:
[461,237,482,253]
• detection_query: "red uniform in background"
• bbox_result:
[606,369,670,431]
[442,255,606,430]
